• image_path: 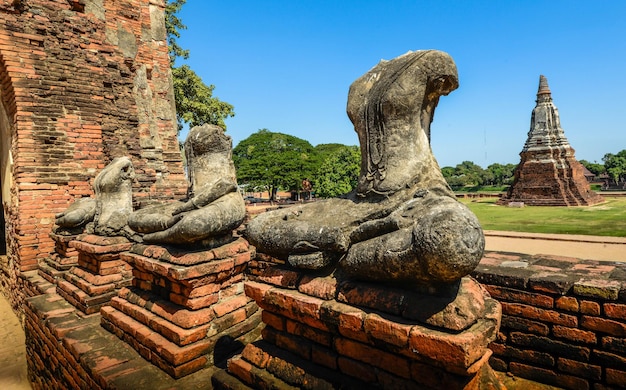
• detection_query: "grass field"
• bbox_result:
[460,196,626,237]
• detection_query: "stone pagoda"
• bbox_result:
[499,75,603,206]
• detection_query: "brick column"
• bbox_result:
[213,256,504,389]
[37,232,80,285]
[100,238,262,378]
[56,234,132,314]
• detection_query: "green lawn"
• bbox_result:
[460,196,626,237]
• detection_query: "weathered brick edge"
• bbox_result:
[23,276,218,389]
[213,258,503,390]
[473,251,626,389]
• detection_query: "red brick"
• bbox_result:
[509,362,590,390]
[261,310,285,331]
[409,324,492,372]
[601,336,626,355]
[254,266,300,288]
[244,280,272,304]
[606,368,626,387]
[579,300,601,316]
[240,343,271,369]
[226,356,254,385]
[363,312,411,347]
[604,302,626,321]
[337,356,377,383]
[337,282,405,316]
[557,357,601,380]
[212,295,250,318]
[581,316,626,337]
[260,288,326,328]
[335,337,411,379]
[311,344,337,370]
[552,325,597,345]
[501,302,577,327]
[297,275,337,300]
[555,296,579,312]
[285,319,332,347]
[484,285,553,308]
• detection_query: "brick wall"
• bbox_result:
[474,251,626,389]
[0,0,187,308]
[18,245,626,389]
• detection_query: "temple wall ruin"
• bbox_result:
[21,253,626,389]
[474,252,626,389]
[0,0,187,308]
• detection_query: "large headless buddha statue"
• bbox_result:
[246,50,485,286]
[128,124,246,245]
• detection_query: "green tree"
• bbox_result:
[603,150,626,185]
[486,163,517,186]
[165,0,234,132]
[233,129,316,201]
[454,161,485,186]
[312,145,360,198]
[579,160,605,177]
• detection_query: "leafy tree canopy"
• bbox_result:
[233,130,316,200]
[441,161,516,188]
[579,160,605,177]
[165,0,234,132]
[312,145,360,198]
[603,150,626,184]
[172,65,234,131]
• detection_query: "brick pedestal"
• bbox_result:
[38,232,80,285]
[213,258,504,389]
[100,237,262,378]
[56,234,133,314]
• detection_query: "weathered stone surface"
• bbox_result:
[129,124,245,245]
[499,75,603,206]
[54,198,97,232]
[215,274,502,388]
[54,157,136,238]
[246,50,484,285]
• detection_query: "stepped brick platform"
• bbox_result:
[100,237,263,378]
[56,234,133,315]
[38,233,80,285]
[213,256,503,389]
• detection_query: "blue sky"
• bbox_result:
[176,1,626,168]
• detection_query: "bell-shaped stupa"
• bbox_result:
[499,75,603,206]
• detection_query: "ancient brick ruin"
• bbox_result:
[0,0,187,309]
[500,75,603,206]
[2,2,625,390]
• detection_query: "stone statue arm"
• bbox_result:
[55,198,97,228]
[172,178,237,215]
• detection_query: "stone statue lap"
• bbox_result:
[128,124,246,245]
[246,50,485,286]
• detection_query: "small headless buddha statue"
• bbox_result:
[128,124,245,246]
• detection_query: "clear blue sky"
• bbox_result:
[176,1,626,168]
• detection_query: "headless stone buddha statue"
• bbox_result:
[54,156,136,238]
[128,124,245,245]
[246,50,484,285]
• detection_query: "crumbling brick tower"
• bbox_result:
[0,0,187,309]
[499,75,603,206]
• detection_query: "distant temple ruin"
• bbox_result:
[499,75,603,206]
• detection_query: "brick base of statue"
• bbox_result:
[100,237,263,379]
[213,256,504,390]
[56,234,133,314]
[38,232,80,285]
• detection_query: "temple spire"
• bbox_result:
[536,75,552,102]
[498,75,604,206]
